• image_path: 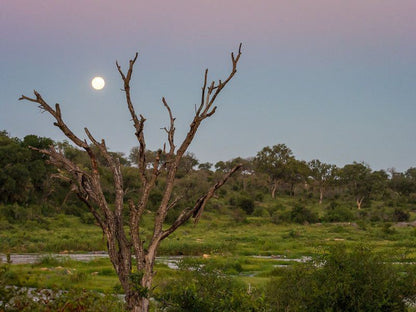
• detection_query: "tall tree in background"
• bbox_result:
[0,132,54,205]
[285,158,310,197]
[20,45,242,312]
[339,162,372,210]
[254,144,294,198]
[308,159,337,204]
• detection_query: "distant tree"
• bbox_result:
[215,157,248,173]
[368,169,389,199]
[0,132,55,205]
[176,152,199,178]
[285,159,310,196]
[215,157,253,191]
[22,135,55,202]
[308,159,337,204]
[0,132,31,203]
[406,167,416,181]
[339,162,372,209]
[254,144,294,198]
[198,162,213,171]
[20,45,242,312]
[391,167,416,196]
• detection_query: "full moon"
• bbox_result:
[91,76,105,90]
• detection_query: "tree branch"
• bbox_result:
[162,97,176,160]
[151,44,243,246]
[161,163,242,240]
[116,53,147,184]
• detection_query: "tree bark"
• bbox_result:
[20,44,242,312]
[271,180,278,199]
[356,196,364,210]
[319,186,324,205]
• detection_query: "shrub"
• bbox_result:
[252,207,270,218]
[155,259,263,311]
[237,196,255,215]
[80,212,96,224]
[289,204,318,224]
[392,208,410,222]
[265,245,416,312]
[229,195,255,215]
[271,210,290,225]
[323,202,355,222]
[2,288,125,311]
[254,192,264,201]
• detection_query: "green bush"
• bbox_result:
[271,210,290,224]
[252,207,270,218]
[80,212,96,224]
[1,287,125,312]
[289,204,318,224]
[237,196,255,215]
[155,259,263,311]
[392,208,410,222]
[323,202,355,222]
[265,245,416,312]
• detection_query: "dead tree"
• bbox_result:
[19,45,242,312]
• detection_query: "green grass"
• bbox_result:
[0,215,105,253]
[2,196,416,294]
[2,209,416,259]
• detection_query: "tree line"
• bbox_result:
[1,130,415,222]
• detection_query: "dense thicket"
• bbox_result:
[1,131,415,224]
[266,245,416,312]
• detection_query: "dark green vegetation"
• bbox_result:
[1,131,415,227]
[1,130,416,310]
[266,245,416,312]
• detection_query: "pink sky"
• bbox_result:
[2,0,416,171]
[4,1,415,46]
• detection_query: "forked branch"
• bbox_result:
[116,53,147,182]
[20,45,243,312]
[160,163,242,240]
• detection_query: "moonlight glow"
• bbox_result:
[91,76,105,90]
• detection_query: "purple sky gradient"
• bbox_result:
[1,0,415,171]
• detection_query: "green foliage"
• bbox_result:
[381,222,397,235]
[36,254,66,266]
[392,208,410,222]
[265,245,416,312]
[129,271,149,298]
[0,286,126,312]
[155,259,264,311]
[229,195,255,215]
[289,204,318,224]
[322,201,355,222]
[80,212,96,224]
[0,132,56,205]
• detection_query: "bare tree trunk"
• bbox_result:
[125,292,149,312]
[319,186,324,205]
[290,183,295,197]
[356,196,364,210]
[20,45,242,312]
[271,180,278,199]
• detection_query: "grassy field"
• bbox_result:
[3,200,416,294]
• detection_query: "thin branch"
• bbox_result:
[196,69,208,116]
[162,97,176,158]
[161,164,242,240]
[20,92,88,149]
[116,53,148,184]
[175,44,242,159]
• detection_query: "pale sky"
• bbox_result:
[1,0,415,171]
